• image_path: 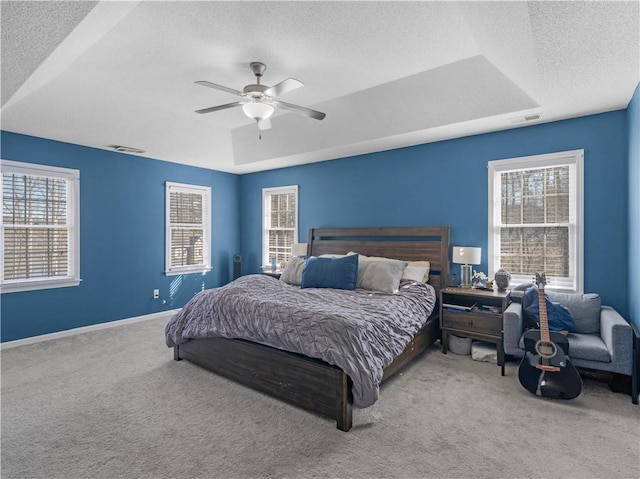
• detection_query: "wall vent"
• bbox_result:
[108,145,145,154]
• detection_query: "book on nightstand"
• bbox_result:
[443,302,476,312]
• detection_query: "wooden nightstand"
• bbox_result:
[440,287,511,375]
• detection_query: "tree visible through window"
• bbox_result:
[1,160,80,293]
[165,182,211,275]
[488,150,583,292]
[263,186,298,269]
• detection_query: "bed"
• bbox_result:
[167,226,450,431]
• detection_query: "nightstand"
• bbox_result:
[440,287,511,375]
[261,270,282,279]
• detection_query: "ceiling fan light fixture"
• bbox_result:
[242,101,275,121]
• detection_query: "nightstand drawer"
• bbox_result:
[442,311,502,336]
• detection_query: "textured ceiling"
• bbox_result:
[1,1,638,174]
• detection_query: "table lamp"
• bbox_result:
[291,243,308,258]
[452,246,481,288]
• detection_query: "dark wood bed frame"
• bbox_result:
[174,226,450,431]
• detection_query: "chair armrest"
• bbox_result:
[503,302,524,356]
[600,306,633,367]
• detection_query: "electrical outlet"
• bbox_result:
[153,289,159,299]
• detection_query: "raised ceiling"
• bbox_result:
[2,1,638,174]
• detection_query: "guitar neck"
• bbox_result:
[538,287,551,342]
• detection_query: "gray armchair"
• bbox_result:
[503,288,638,404]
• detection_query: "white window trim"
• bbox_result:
[487,149,584,293]
[0,160,81,293]
[262,185,298,268]
[165,181,211,276]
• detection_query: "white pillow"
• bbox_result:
[402,261,431,283]
[279,256,306,286]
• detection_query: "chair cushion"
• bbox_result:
[565,333,611,363]
[510,283,534,303]
[518,332,611,363]
[547,292,601,335]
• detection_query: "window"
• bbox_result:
[488,150,583,292]
[263,185,298,269]
[1,160,80,293]
[165,182,211,276]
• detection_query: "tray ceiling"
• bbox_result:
[1,1,638,173]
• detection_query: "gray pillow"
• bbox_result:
[547,292,601,334]
[279,256,306,286]
[356,256,407,293]
[509,282,534,303]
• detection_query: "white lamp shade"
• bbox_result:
[452,246,481,265]
[291,243,308,257]
[242,101,275,120]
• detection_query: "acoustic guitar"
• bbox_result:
[518,272,582,399]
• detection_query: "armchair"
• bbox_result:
[503,287,639,404]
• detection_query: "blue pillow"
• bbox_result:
[523,285,575,332]
[301,254,358,290]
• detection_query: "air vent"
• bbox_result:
[508,113,542,124]
[108,145,145,154]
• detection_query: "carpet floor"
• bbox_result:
[1,316,638,479]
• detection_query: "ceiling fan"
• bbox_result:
[195,62,326,138]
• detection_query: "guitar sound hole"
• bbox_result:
[535,340,557,359]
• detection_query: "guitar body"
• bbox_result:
[517,271,583,400]
[518,329,582,399]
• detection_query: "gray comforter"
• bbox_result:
[165,274,436,407]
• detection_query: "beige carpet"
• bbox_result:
[1,316,638,479]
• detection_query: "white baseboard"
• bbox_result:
[0,308,181,350]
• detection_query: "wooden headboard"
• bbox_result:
[307,226,451,292]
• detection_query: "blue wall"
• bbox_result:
[2,107,633,341]
[240,111,629,316]
[628,83,640,330]
[1,131,240,342]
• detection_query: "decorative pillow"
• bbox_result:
[301,254,359,290]
[401,261,430,283]
[547,292,601,334]
[354,254,407,293]
[523,285,575,332]
[279,256,306,286]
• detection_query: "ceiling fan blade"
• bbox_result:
[264,78,304,97]
[276,100,326,120]
[258,118,272,131]
[195,80,243,96]
[195,101,245,114]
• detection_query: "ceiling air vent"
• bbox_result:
[108,145,145,154]
[508,114,541,124]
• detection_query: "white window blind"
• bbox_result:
[488,150,583,292]
[263,185,298,269]
[1,160,80,293]
[165,182,211,276]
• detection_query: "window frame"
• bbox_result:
[165,181,211,276]
[1,160,81,293]
[487,149,584,293]
[262,185,299,269]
